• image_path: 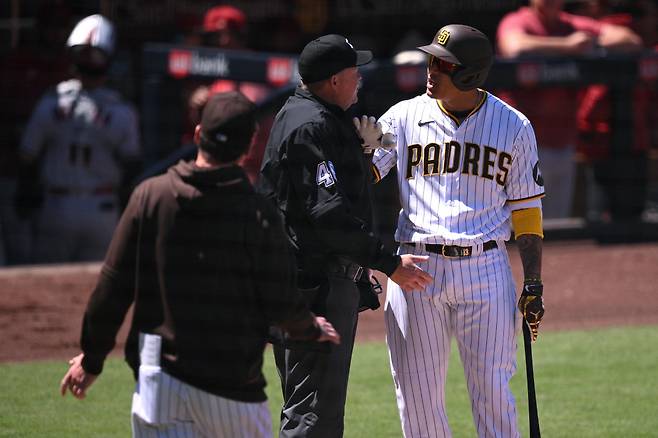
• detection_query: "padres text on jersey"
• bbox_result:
[373,91,544,245]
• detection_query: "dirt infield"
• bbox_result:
[1,240,657,363]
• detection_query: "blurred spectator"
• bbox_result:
[181,4,273,183]
[200,4,249,49]
[575,0,658,225]
[16,14,141,264]
[0,0,72,265]
[496,0,642,219]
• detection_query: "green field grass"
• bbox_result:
[1,326,657,437]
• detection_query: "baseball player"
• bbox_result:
[59,91,341,438]
[354,24,546,437]
[18,14,141,263]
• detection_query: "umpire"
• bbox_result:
[60,91,340,438]
[257,35,432,437]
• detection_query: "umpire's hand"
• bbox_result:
[391,255,433,292]
[315,316,341,345]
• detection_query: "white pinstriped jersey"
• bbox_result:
[374,91,544,246]
[20,79,140,191]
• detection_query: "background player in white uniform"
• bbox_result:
[18,14,140,263]
[354,24,546,437]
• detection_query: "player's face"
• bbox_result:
[333,67,362,110]
[425,55,460,99]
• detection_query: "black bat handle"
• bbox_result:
[523,322,541,438]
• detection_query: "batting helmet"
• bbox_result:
[66,14,115,76]
[418,24,493,91]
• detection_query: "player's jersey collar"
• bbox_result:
[436,89,487,126]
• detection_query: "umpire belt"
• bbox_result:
[326,257,364,282]
[418,240,498,258]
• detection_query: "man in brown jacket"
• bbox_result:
[60,91,340,437]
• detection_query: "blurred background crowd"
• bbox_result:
[1,0,657,266]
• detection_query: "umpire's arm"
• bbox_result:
[250,199,322,341]
[283,130,399,276]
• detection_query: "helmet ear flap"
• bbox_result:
[450,63,492,91]
[451,69,482,91]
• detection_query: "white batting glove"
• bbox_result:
[353,115,384,154]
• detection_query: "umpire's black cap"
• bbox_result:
[199,91,257,161]
[298,34,373,84]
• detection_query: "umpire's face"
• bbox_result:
[332,67,362,110]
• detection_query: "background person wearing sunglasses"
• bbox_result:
[354,24,546,437]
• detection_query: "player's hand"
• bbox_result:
[353,115,384,154]
[518,280,544,342]
[390,255,433,292]
[60,353,98,400]
[314,316,341,345]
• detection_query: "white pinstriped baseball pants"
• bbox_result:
[385,242,520,438]
[131,366,272,438]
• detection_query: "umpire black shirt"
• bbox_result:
[79,160,318,402]
[257,86,400,290]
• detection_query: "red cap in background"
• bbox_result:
[203,5,247,33]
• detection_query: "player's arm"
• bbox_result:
[78,184,145,376]
[19,95,53,162]
[510,203,545,342]
[15,96,53,218]
[513,209,544,342]
[370,147,397,184]
[516,233,542,282]
[61,186,145,399]
[506,120,545,340]
[510,203,543,280]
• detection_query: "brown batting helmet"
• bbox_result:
[418,24,494,91]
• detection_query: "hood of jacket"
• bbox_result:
[166,159,251,210]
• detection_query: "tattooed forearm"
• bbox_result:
[516,234,542,280]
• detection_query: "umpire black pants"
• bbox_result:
[274,276,360,438]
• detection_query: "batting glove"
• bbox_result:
[518,279,544,342]
[353,115,386,154]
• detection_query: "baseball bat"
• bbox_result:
[522,322,541,438]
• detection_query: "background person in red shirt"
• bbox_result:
[574,0,658,228]
[496,0,642,219]
[182,5,273,183]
